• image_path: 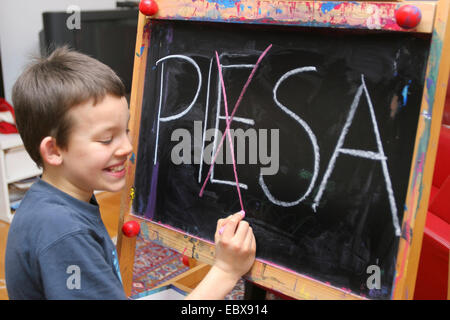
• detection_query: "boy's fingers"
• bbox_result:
[244,227,255,252]
[215,219,225,241]
[216,211,245,236]
[215,215,230,236]
[216,218,226,229]
[233,219,250,244]
[221,211,245,238]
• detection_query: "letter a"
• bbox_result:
[312,75,401,236]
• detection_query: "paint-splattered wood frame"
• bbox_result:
[117,0,450,300]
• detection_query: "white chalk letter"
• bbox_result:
[153,55,202,164]
[259,67,320,207]
[312,75,401,237]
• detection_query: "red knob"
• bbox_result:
[182,255,190,267]
[395,5,421,29]
[122,221,141,237]
[139,0,159,16]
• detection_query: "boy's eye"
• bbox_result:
[99,138,113,144]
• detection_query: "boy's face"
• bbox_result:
[58,94,132,200]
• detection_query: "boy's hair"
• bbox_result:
[12,46,126,167]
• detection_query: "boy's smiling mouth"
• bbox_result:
[104,162,126,175]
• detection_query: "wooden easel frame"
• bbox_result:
[117,0,450,299]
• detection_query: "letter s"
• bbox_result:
[259,67,320,207]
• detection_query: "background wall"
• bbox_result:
[0,0,121,103]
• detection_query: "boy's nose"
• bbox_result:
[117,135,133,157]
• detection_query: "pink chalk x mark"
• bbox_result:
[214,50,244,211]
[199,44,272,207]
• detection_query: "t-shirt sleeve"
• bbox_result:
[38,231,127,300]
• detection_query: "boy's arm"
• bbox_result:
[186,211,256,300]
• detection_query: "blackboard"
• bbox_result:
[132,19,430,299]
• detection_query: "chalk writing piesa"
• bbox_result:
[132,18,432,299]
[150,47,401,237]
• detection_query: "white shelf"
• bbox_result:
[0,134,42,223]
[0,133,25,149]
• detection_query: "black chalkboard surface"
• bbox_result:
[133,20,430,299]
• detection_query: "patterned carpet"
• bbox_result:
[130,234,245,299]
[130,234,190,296]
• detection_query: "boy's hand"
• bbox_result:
[185,211,256,299]
[213,211,256,281]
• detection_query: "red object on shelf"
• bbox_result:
[432,126,450,192]
[443,75,450,126]
[414,125,450,300]
[395,5,422,29]
[0,98,18,134]
[414,212,449,299]
[182,255,190,267]
[139,0,158,16]
[122,220,141,237]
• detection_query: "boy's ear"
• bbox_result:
[40,136,63,166]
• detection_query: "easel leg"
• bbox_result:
[243,280,266,300]
[117,234,137,297]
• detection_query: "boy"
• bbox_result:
[5,47,256,300]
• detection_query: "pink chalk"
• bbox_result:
[198,44,272,211]
[215,50,244,212]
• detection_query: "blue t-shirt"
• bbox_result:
[5,179,127,300]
